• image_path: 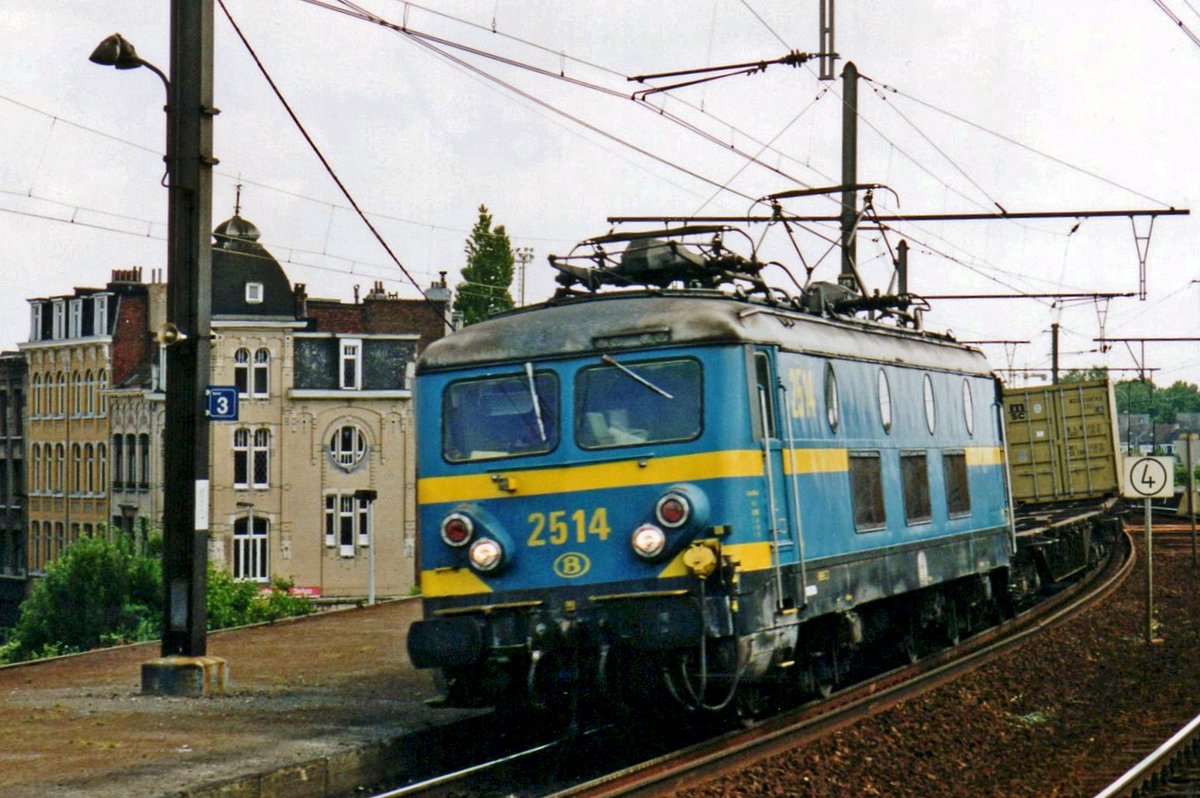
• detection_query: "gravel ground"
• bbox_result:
[684,531,1200,798]
[0,599,472,798]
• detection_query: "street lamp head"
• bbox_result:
[89,33,145,70]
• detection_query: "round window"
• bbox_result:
[825,363,840,432]
[923,373,936,434]
[962,379,975,436]
[878,369,892,432]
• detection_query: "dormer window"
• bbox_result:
[52,301,65,340]
[246,282,264,304]
[94,295,109,336]
[30,303,43,342]
[68,299,82,338]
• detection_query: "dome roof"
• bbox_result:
[213,214,261,246]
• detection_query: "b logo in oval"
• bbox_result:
[553,552,591,579]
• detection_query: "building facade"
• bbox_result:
[201,215,446,599]
[14,219,448,604]
[20,273,151,572]
[0,352,27,625]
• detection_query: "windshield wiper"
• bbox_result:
[602,355,674,399]
[524,362,547,443]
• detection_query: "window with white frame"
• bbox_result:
[56,373,65,417]
[52,301,65,340]
[233,428,248,487]
[30,303,43,342]
[233,348,250,396]
[245,282,264,304]
[328,424,368,471]
[68,299,82,338]
[252,348,270,397]
[97,370,107,416]
[94,294,108,336]
[233,427,270,489]
[233,513,268,581]
[71,371,81,416]
[30,375,40,417]
[340,338,362,390]
[324,493,371,557]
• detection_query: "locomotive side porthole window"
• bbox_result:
[922,373,936,434]
[576,357,701,449]
[944,451,971,517]
[849,451,885,531]
[443,370,560,462]
[825,362,840,432]
[962,379,975,436]
[877,369,892,433]
[901,451,932,524]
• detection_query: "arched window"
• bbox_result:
[43,446,53,494]
[56,372,66,417]
[71,370,82,416]
[97,370,107,416]
[98,443,107,491]
[139,433,150,488]
[72,444,82,493]
[234,348,250,396]
[30,521,39,571]
[85,443,95,493]
[252,348,270,397]
[31,444,40,493]
[112,435,124,490]
[31,375,41,417]
[84,370,94,415]
[54,443,65,493]
[329,425,368,471]
[233,513,269,581]
[125,433,137,486]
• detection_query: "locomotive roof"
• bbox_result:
[418,291,992,376]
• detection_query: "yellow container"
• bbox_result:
[1003,380,1121,504]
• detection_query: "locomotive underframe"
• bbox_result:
[410,524,1017,711]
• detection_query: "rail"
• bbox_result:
[1092,711,1200,798]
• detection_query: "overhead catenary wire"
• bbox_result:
[218,0,447,321]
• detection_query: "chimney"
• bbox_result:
[293,283,308,319]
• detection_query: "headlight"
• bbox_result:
[468,537,504,572]
[631,523,667,559]
[655,492,691,529]
[441,513,474,548]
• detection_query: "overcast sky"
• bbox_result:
[1,1,1198,387]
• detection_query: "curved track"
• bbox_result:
[362,531,1133,798]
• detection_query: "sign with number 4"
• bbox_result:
[1122,455,1175,500]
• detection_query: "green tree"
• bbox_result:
[453,205,515,325]
[1059,367,1110,384]
[1114,379,1200,424]
[1,531,314,664]
[2,533,161,661]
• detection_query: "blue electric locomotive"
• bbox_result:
[407,229,1016,713]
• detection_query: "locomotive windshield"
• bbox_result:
[442,370,560,462]
[575,357,701,448]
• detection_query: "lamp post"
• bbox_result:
[91,1,222,696]
[513,247,533,307]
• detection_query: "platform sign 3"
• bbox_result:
[1122,455,1174,500]
[205,386,239,421]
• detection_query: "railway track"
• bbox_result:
[361,531,1133,798]
[1092,710,1200,797]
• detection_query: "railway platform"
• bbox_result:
[0,598,464,798]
